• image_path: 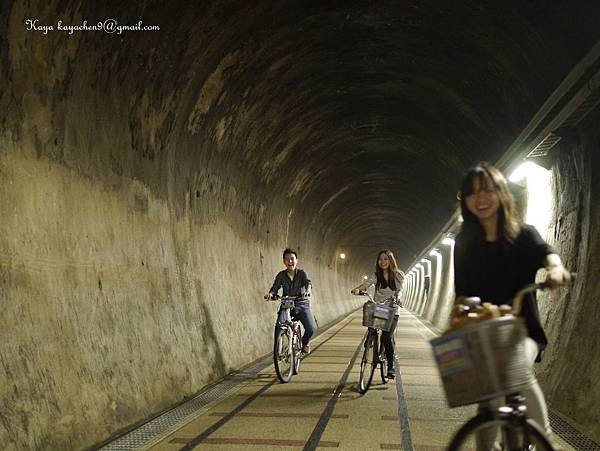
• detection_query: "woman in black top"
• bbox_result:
[454,162,571,443]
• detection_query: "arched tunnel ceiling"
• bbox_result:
[193,0,599,269]
[3,1,599,271]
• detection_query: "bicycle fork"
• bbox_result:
[497,397,532,449]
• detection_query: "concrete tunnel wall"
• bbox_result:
[1,0,600,449]
[403,107,600,442]
[0,4,371,449]
[0,147,362,448]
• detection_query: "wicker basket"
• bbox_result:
[362,302,395,331]
[430,316,535,408]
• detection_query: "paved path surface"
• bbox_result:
[104,308,575,450]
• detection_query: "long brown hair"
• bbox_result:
[457,162,521,244]
[375,249,405,290]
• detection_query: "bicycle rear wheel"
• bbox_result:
[379,339,389,384]
[274,328,294,383]
[359,330,377,394]
[448,412,554,451]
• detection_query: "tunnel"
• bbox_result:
[1,1,600,449]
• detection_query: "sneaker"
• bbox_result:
[301,344,311,355]
[387,369,396,379]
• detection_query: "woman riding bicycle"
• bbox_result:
[351,249,404,379]
[453,162,571,445]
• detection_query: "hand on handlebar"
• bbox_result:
[266,293,309,301]
[545,265,573,290]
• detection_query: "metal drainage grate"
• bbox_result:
[549,409,600,451]
[99,355,273,450]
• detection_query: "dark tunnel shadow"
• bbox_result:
[195,280,228,381]
[346,381,393,395]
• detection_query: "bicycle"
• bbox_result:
[432,280,573,451]
[267,294,304,383]
[353,290,398,394]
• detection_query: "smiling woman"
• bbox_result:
[459,163,520,243]
[452,161,572,445]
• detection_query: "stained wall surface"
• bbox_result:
[0,1,599,449]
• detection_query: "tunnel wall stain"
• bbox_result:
[0,5,364,449]
[0,151,361,450]
[1,1,599,448]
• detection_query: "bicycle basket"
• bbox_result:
[430,316,534,408]
[362,302,395,331]
[280,298,295,309]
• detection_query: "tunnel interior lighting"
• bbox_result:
[442,237,455,246]
[339,253,346,259]
[363,275,368,280]
[509,161,553,235]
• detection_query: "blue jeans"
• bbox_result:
[276,300,317,346]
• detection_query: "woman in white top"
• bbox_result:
[352,249,405,378]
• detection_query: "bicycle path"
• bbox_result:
[104,308,574,450]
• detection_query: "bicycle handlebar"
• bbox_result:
[266,294,310,301]
[352,290,399,306]
[511,272,576,315]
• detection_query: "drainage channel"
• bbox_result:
[549,410,600,451]
[98,355,273,451]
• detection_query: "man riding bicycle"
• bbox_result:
[264,248,317,355]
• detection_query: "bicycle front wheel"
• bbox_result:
[292,324,302,375]
[359,330,377,394]
[448,412,554,451]
[274,328,294,383]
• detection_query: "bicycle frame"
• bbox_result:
[280,312,302,355]
[277,297,303,335]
